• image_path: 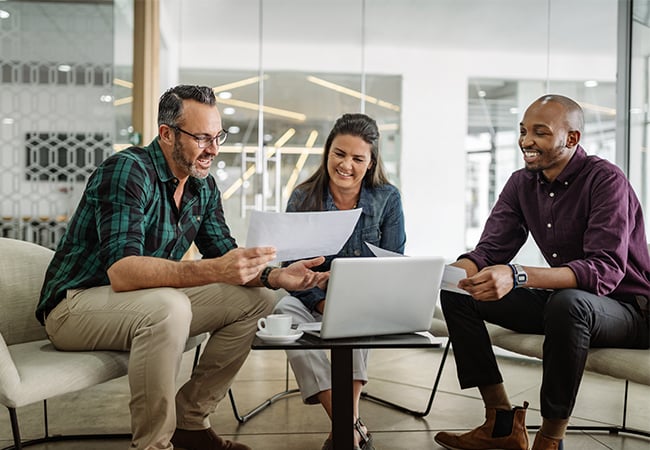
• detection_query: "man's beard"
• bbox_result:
[172,140,209,179]
[524,165,542,173]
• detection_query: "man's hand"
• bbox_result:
[215,247,277,285]
[457,264,513,301]
[270,256,330,291]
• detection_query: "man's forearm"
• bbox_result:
[107,256,223,292]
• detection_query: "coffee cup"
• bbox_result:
[257,314,292,336]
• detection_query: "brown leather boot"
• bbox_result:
[171,427,251,450]
[434,401,529,450]
[531,431,563,450]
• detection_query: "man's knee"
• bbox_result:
[232,286,276,319]
[145,288,193,339]
[440,290,471,316]
[545,289,593,329]
[546,289,590,317]
[258,288,278,315]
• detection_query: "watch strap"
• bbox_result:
[508,263,527,288]
[260,266,279,290]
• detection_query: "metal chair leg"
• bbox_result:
[8,407,22,450]
[360,339,451,417]
[192,343,202,370]
[228,357,300,424]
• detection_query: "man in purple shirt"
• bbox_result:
[434,94,650,450]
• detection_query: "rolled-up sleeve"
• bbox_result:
[88,155,149,270]
[460,176,528,269]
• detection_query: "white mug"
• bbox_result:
[257,314,292,336]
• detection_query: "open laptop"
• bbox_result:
[301,256,445,339]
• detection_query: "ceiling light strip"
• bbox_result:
[217,98,306,121]
[283,130,319,198]
[218,146,322,155]
[579,101,616,115]
[212,76,268,93]
[306,76,400,112]
[222,128,296,200]
[113,96,133,106]
[113,78,134,89]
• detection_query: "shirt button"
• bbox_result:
[552,253,558,258]
[564,181,569,186]
[353,249,361,256]
[547,223,552,228]
[549,192,555,198]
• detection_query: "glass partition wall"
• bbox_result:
[629,1,650,236]
[466,79,617,262]
[168,1,402,244]
[167,0,622,256]
[1,0,641,261]
[0,0,118,248]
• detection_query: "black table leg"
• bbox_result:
[331,347,354,450]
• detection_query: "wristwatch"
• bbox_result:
[508,263,528,288]
[260,266,279,290]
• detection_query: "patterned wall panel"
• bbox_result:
[0,2,115,249]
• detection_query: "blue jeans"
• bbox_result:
[440,288,649,418]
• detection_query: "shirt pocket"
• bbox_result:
[361,225,381,246]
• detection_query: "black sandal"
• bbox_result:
[354,418,376,450]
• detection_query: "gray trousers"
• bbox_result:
[440,288,649,419]
[274,295,368,404]
[45,283,276,450]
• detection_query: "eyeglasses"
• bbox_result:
[171,125,228,149]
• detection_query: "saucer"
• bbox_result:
[256,329,303,343]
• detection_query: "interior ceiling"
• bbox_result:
[175,0,618,55]
[166,0,619,142]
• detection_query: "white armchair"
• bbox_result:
[0,238,205,449]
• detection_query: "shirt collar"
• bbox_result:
[146,138,206,194]
[324,184,374,216]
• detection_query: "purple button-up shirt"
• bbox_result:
[461,145,650,300]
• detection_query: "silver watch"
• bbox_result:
[509,263,528,288]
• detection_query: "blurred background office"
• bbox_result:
[0,0,649,265]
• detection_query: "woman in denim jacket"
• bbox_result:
[275,113,406,450]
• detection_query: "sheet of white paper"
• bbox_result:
[415,330,445,344]
[246,209,362,262]
[365,242,469,295]
[441,265,470,294]
[365,242,405,257]
[297,322,322,332]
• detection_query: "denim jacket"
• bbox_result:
[285,183,406,311]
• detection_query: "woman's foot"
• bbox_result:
[320,419,375,450]
[320,436,333,450]
[354,418,375,450]
[321,436,361,450]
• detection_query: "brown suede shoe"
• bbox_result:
[171,428,251,450]
[531,432,563,450]
[434,401,529,450]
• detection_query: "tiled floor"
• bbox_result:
[1,341,648,449]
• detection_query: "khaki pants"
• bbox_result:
[44,283,276,450]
